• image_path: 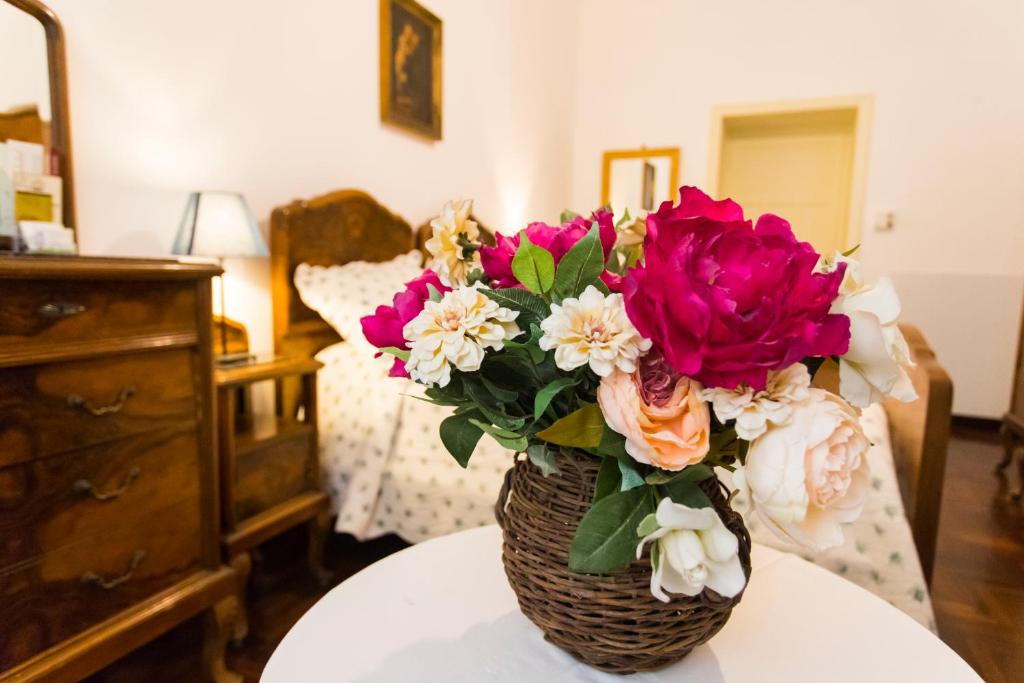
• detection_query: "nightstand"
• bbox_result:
[214,356,331,642]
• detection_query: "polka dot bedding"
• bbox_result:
[316,343,934,629]
[292,255,933,629]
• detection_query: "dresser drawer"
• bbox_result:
[234,429,315,523]
[0,348,197,467]
[0,495,203,671]
[0,278,197,350]
[0,428,200,569]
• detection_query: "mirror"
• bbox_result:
[0,0,75,252]
[601,147,680,220]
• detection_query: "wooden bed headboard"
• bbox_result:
[270,189,418,361]
[270,188,495,361]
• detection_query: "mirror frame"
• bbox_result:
[3,0,75,232]
[600,146,680,210]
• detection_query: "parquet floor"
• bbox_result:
[89,424,1024,682]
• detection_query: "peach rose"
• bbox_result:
[597,353,711,471]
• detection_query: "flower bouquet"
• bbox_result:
[361,188,916,673]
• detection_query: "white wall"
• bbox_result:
[567,0,1024,417]
[0,3,51,119]
[49,0,578,353]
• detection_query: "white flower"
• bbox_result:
[539,285,651,377]
[742,388,870,549]
[402,286,519,387]
[425,199,481,286]
[700,363,811,440]
[636,498,746,602]
[816,253,917,408]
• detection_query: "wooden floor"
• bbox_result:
[89,423,1024,682]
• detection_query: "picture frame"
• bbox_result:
[601,147,681,216]
[379,0,442,140]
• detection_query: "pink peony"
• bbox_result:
[480,210,619,290]
[360,269,451,377]
[623,187,849,390]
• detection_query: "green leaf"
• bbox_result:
[378,346,410,361]
[617,458,645,491]
[636,512,659,538]
[569,485,655,573]
[659,478,713,509]
[535,402,605,448]
[511,234,555,294]
[533,377,578,418]
[480,375,519,403]
[644,464,714,486]
[467,418,520,440]
[481,288,550,326]
[426,283,444,302]
[552,225,605,300]
[593,456,621,503]
[592,427,628,459]
[527,444,560,477]
[842,243,861,257]
[559,209,580,223]
[439,414,484,467]
[615,207,632,228]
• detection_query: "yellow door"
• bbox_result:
[716,107,858,255]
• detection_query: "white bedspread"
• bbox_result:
[316,342,934,629]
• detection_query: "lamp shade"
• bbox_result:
[172,191,268,258]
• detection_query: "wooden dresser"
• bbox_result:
[0,256,239,682]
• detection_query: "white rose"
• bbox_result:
[742,388,870,550]
[817,253,917,408]
[636,498,746,602]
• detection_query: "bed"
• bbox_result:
[269,189,953,630]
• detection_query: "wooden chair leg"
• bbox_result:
[1014,447,1024,503]
[229,552,252,645]
[202,595,242,683]
[307,509,333,587]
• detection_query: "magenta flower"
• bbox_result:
[623,187,850,390]
[480,210,619,289]
[360,269,451,377]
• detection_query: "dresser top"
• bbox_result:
[0,255,223,280]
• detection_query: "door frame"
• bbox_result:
[706,94,874,251]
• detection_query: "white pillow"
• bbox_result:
[293,250,423,345]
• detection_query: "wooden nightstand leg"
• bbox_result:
[307,508,333,587]
[229,552,252,645]
[997,422,1015,471]
[202,595,243,683]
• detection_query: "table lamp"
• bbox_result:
[172,190,267,365]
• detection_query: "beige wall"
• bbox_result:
[567,0,1024,417]
[0,3,51,119]
[49,0,578,353]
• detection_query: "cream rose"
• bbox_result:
[636,498,747,602]
[817,252,917,408]
[597,353,710,471]
[740,388,870,549]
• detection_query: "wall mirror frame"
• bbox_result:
[1,0,75,233]
[601,146,680,216]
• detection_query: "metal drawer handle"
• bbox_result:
[73,466,141,501]
[80,549,146,590]
[66,386,136,416]
[38,301,86,319]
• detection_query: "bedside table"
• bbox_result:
[214,356,331,642]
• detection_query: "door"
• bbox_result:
[715,106,861,255]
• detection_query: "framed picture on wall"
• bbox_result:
[379,0,442,140]
[601,147,680,219]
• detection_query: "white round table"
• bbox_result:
[263,525,980,682]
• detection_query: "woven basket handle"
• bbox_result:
[494,466,514,529]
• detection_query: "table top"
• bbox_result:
[263,525,980,682]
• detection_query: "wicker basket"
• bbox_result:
[494,450,752,674]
